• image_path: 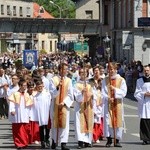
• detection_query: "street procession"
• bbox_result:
[0,49,150,150]
[1,0,150,150]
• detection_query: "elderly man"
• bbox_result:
[134,65,150,145]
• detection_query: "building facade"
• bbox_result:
[74,0,150,65]
[73,0,111,58]
[0,0,58,54]
[0,0,33,18]
[111,0,150,65]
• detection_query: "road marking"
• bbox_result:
[124,104,138,110]
[131,133,140,137]
[124,114,138,117]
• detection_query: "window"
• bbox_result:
[50,41,52,52]
[7,5,11,15]
[85,10,93,19]
[104,5,109,25]
[19,7,23,16]
[1,5,4,15]
[13,6,16,16]
[42,41,45,49]
[55,41,57,52]
[26,7,31,17]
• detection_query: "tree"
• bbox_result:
[33,0,76,18]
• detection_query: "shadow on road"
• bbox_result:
[122,141,142,145]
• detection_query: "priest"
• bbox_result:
[101,62,127,147]
[134,65,150,145]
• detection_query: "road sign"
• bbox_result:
[74,42,88,51]
[73,42,89,56]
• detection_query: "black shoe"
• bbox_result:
[78,141,84,149]
[114,143,122,147]
[41,141,45,149]
[99,137,103,140]
[61,143,70,150]
[84,142,92,148]
[142,141,148,145]
[51,139,56,149]
[46,140,50,147]
[105,137,112,147]
[114,139,122,147]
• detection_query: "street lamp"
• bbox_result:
[49,1,61,18]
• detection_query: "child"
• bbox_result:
[27,81,40,145]
[8,79,33,149]
[93,79,103,143]
[34,80,51,148]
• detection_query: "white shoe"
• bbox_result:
[34,141,40,145]
[96,140,100,143]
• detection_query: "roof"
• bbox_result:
[33,2,54,19]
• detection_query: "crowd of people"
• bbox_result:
[0,52,150,149]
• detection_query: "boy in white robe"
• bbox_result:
[27,81,40,145]
[8,79,33,149]
[34,80,51,148]
[92,80,103,143]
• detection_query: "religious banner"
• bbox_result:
[23,50,38,70]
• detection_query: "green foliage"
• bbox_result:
[33,0,75,18]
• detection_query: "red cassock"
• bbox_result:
[28,121,40,144]
[93,118,103,142]
[12,123,30,148]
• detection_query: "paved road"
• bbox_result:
[0,95,150,150]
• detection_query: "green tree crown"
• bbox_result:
[33,0,75,18]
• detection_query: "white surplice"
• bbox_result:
[101,74,127,140]
[134,77,150,118]
[29,92,38,122]
[33,90,51,126]
[9,95,31,123]
[92,87,103,124]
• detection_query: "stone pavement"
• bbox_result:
[0,110,107,150]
